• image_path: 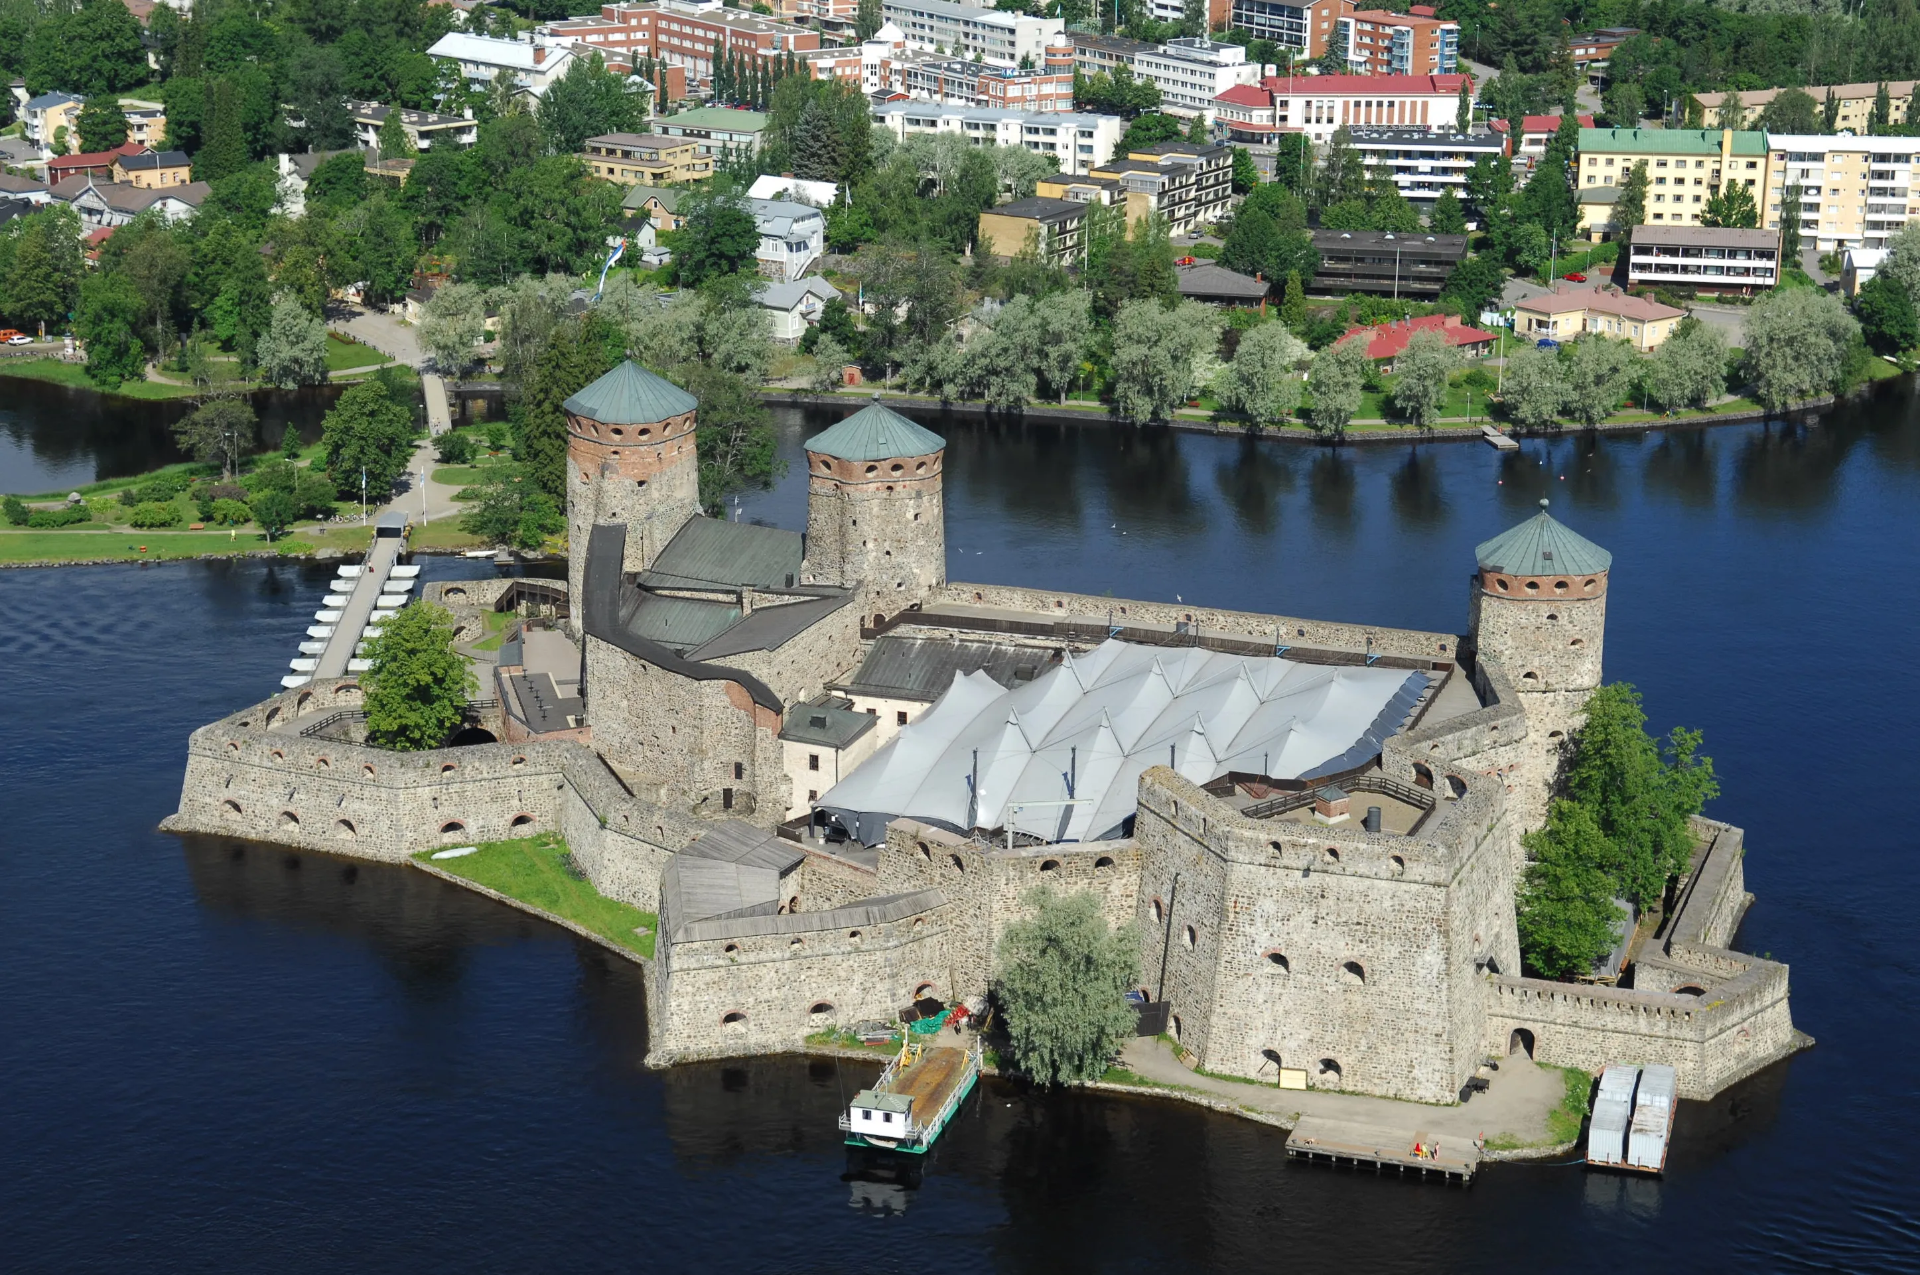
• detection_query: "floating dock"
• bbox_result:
[1586,1063,1675,1174]
[1481,423,1520,450]
[839,1038,981,1154]
[1284,1114,1477,1183]
[280,512,416,689]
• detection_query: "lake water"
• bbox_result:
[3,390,1917,1272]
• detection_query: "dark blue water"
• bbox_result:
[4,390,1918,1272]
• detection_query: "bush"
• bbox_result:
[26,505,92,528]
[435,430,478,465]
[119,473,189,506]
[3,495,27,526]
[207,498,254,526]
[127,501,181,528]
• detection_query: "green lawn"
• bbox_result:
[326,334,388,373]
[0,528,312,563]
[470,608,516,651]
[408,519,484,552]
[1,359,205,400]
[415,833,657,959]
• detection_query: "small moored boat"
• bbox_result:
[840,1037,981,1155]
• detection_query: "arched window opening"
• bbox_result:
[1341,960,1367,985]
[278,810,300,829]
[913,982,936,998]
[1324,846,1340,863]
[1317,1058,1343,1085]
[724,943,740,954]
[1151,896,1165,922]
[334,819,357,839]
[1508,1028,1535,1058]
[1413,763,1434,789]
[1264,951,1290,974]
[721,1011,748,1033]
[439,821,466,841]
[1390,854,1406,876]
[948,854,965,873]
[1094,856,1114,870]
[510,814,535,829]
[1039,859,1060,872]
[221,799,242,815]
[1183,925,1197,949]
[809,1001,836,1017]
[1675,984,1707,997]
[848,929,863,942]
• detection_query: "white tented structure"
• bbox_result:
[818,639,1430,845]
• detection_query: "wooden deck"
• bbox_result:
[1285,1114,1478,1183]
[893,1045,968,1117]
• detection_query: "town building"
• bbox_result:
[537,2,821,82]
[1213,72,1472,146]
[111,150,192,189]
[1577,128,1771,230]
[652,106,770,157]
[1337,6,1459,77]
[1577,184,1620,241]
[1699,81,1918,133]
[50,175,210,229]
[117,99,169,150]
[426,31,579,97]
[1069,31,1155,77]
[1492,114,1593,169]
[870,102,1123,177]
[1341,313,1496,368]
[47,141,149,184]
[976,195,1087,262]
[622,184,688,231]
[747,197,826,280]
[1310,228,1465,296]
[581,132,710,184]
[1175,262,1270,307]
[0,173,53,206]
[754,276,842,343]
[1346,126,1504,208]
[1142,0,1231,27]
[863,23,1077,113]
[21,91,83,154]
[771,0,859,36]
[747,174,837,205]
[350,101,480,152]
[1032,139,1233,233]
[1843,246,1886,296]
[1763,134,1920,251]
[1227,0,1349,58]
[1132,39,1264,120]
[1511,283,1686,351]
[879,0,1066,68]
[1569,28,1638,75]
[1626,224,1782,295]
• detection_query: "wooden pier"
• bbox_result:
[1285,1115,1478,1183]
[1480,423,1520,450]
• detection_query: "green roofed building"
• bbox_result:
[804,397,947,620]
[1474,498,1613,579]
[652,106,769,156]
[804,396,947,463]
[564,360,698,428]
[1576,128,1772,230]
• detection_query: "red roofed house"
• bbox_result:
[1217,73,1472,146]
[48,141,147,183]
[1339,313,1497,371]
[1491,114,1595,165]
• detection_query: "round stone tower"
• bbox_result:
[563,360,701,604]
[802,396,946,622]
[1467,498,1611,829]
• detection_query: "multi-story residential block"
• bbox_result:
[747,197,826,281]
[1143,0,1232,28]
[1625,225,1781,295]
[1070,31,1155,77]
[879,0,1065,68]
[427,33,581,97]
[350,101,479,152]
[870,102,1124,177]
[1699,81,1918,133]
[977,195,1088,261]
[652,106,770,156]
[769,0,858,37]
[1337,7,1459,77]
[1213,72,1471,144]
[117,99,169,150]
[1512,283,1686,351]
[538,2,821,82]
[1576,128,1771,231]
[1764,134,1920,251]
[581,133,710,184]
[1346,126,1504,208]
[1309,228,1465,296]
[22,91,83,154]
[1033,139,1233,232]
[1569,28,1638,73]
[865,23,1076,112]
[1133,39,1264,119]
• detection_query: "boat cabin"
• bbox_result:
[847,1090,912,1140]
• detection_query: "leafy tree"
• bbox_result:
[2,205,84,331]
[1280,270,1306,331]
[461,468,564,550]
[1602,80,1643,129]
[537,52,649,157]
[1032,289,1093,403]
[75,98,128,152]
[1501,343,1566,427]
[681,363,783,512]
[517,316,617,500]
[1317,126,1367,209]
[25,0,147,97]
[1389,329,1456,427]
[1509,222,1551,277]
[1215,320,1306,424]
[1756,87,1819,135]
[1879,221,1920,319]
[1646,319,1727,410]
[1563,682,1719,909]
[75,272,145,389]
[763,77,872,185]
[420,282,488,375]
[172,397,257,481]
[1119,112,1182,153]
[1716,89,1745,130]
[1439,254,1504,319]
[1463,153,1513,221]
[305,152,372,219]
[808,334,850,392]
[1305,334,1369,435]
[1823,87,1840,132]
[360,602,476,751]
[289,48,356,151]
[1516,800,1624,979]
[856,0,882,40]
[1854,272,1919,356]
[1230,147,1259,194]
[1560,336,1636,426]
[376,104,415,160]
[1781,181,1804,263]
[1109,298,1221,424]
[1455,76,1473,131]
[993,887,1139,1087]
[320,379,418,500]
[1742,287,1861,413]
[255,297,330,390]
[1700,180,1758,230]
[1613,161,1648,253]
[1428,188,1467,236]
[1515,112,1580,241]
[677,188,762,288]
[248,487,300,539]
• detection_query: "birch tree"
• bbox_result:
[1304,334,1369,435]
[1214,321,1307,424]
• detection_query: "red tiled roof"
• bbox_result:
[1340,313,1499,361]
[1491,114,1595,135]
[1257,72,1471,96]
[84,226,116,245]
[48,141,147,176]
[1215,83,1272,107]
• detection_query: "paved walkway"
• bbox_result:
[1115,1036,1568,1148]
[313,532,406,678]
[327,304,423,367]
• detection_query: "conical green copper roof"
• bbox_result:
[1475,500,1612,575]
[563,360,698,426]
[804,396,945,461]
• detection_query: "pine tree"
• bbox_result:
[1823,87,1840,132]
[1455,77,1473,131]
[1280,270,1306,331]
[1871,81,1892,135]
[856,0,882,40]
[712,38,728,100]
[1614,159,1648,250]
[192,78,251,184]
[1781,181,1803,262]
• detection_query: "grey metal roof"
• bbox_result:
[622,184,684,212]
[684,820,806,872]
[753,276,841,310]
[837,633,1056,702]
[626,593,741,653]
[1474,500,1613,576]
[851,1090,912,1113]
[640,516,803,590]
[684,592,855,661]
[670,888,947,944]
[117,150,190,169]
[1176,263,1269,300]
[1629,224,1780,249]
[804,399,946,462]
[990,195,1087,223]
[563,359,697,426]
[781,699,878,748]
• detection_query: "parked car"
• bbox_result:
[1563,272,1587,282]
[1176,256,1196,266]
[1535,338,1560,350]
[6,335,32,346]
[0,329,22,344]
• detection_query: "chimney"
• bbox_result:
[1312,785,1351,825]
[533,46,546,65]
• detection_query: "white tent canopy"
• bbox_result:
[818,639,1430,845]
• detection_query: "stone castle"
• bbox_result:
[166,363,1798,1103]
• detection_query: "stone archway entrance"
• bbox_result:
[1509,1028,1536,1059]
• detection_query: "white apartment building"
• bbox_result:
[426,32,579,97]
[1132,39,1262,120]
[1764,133,1920,251]
[869,102,1124,177]
[879,0,1065,68]
[1214,72,1471,145]
[1346,126,1503,207]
